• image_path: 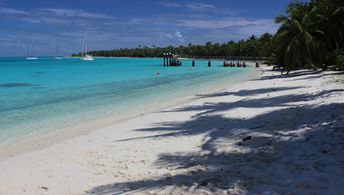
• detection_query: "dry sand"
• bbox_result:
[0,66,343,194]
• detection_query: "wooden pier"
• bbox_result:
[223,61,247,67]
[162,54,256,68]
[163,53,182,66]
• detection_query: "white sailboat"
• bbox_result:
[55,47,63,60]
[26,56,38,60]
[81,43,94,61]
[26,48,38,60]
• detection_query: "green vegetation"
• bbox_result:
[73,33,274,60]
[73,0,344,72]
[273,0,344,73]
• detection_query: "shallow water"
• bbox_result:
[0,57,252,148]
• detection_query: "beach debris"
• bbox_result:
[255,62,259,68]
[39,186,49,191]
[200,180,209,186]
[163,172,172,177]
[242,136,253,142]
[250,125,265,129]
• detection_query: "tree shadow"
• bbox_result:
[252,69,323,81]
[196,86,302,99]
[323,71,344,76]
[87,86,344,194]
[290,74,323,81]
[164,89,344,118]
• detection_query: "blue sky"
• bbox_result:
[0,0,305,56]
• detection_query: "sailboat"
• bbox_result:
[26,48,38,60]
[55,47,63,60]
[81,43,94,61]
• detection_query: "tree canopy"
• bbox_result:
[273,0,344,71]
[73,33,274,60]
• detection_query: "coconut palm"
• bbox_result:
[274,3,326,73]
[312,0,344,50]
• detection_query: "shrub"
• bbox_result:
[328,49,344,70]
[335,51,344,70]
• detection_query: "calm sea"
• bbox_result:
[0,57,253,150]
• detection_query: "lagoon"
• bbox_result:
[0,57,252,151]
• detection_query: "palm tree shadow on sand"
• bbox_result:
[86,76,344,194]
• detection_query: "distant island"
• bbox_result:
[72,33,274,61]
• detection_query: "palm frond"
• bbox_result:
[332,6,344,16]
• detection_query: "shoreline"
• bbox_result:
[1,66,343,194]
[0,66,261,159]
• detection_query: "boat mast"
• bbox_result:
[85,43,88,56]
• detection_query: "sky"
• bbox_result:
[0,0,305,56]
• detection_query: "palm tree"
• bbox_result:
[274,3,325,73]
[312,0,344,50]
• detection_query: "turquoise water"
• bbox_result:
[0,57,252,148]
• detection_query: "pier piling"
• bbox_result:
[162,52,182,66]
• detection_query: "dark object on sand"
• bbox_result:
[273,64,284,71]
[255,62,259,68]
[242,136,253,141]
[200,180,208,186]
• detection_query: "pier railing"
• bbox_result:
[162,53,267,67]
[190,56,269,61]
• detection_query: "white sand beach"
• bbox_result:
[0,66,343,194]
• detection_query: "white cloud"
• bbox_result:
[0,7,30,15]
[179,18,275,29]
[237,23,280,37]
[159,2,216,11]
[38,8,115,19]
[159,2,181,8]
[174,31,183,38]
[166,31,184,43]
[165,34,173,39]
[22,17,70,24]
[185,3,216,11]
